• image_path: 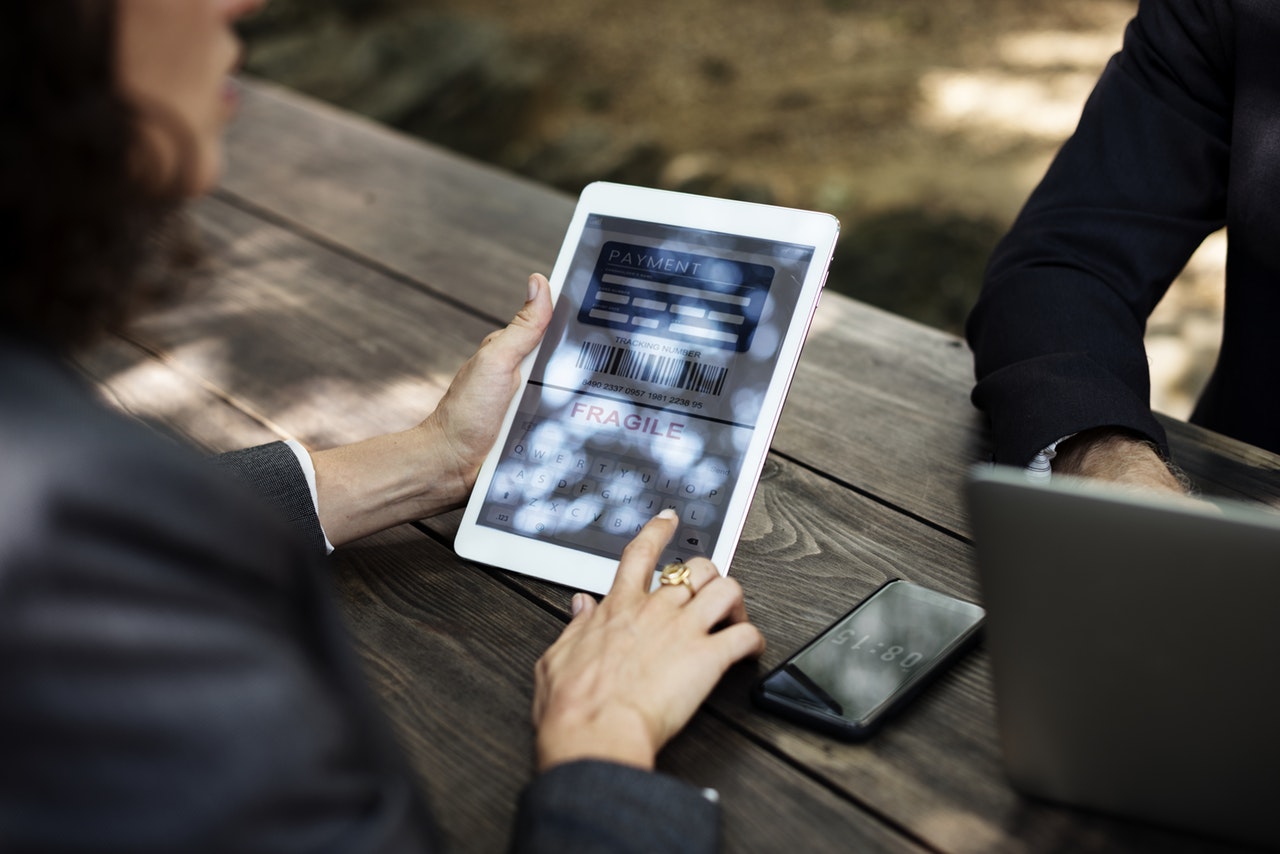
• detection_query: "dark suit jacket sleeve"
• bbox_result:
[511,761,720,853]
[210,441,328,555]
[1,420,441,852]
[964,0,1233,465]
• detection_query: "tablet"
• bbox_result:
[455,182,839,593]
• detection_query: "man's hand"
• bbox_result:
[1052,428,1191,495]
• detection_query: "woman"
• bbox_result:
[0,2,765,851]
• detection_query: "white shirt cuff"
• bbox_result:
[284,438,335,554]
[1026,434,1076,481]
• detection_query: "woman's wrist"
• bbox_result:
[414,412,481,504]
[536,705,657,773]
[310,420,473,547]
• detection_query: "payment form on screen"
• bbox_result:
[477,214,816,565]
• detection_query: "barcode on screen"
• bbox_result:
[576,342,728,396]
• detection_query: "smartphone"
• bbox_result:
[752,579,985,740]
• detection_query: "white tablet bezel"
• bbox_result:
[454,181,839,593]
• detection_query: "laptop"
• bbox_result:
[965,464,1280,849]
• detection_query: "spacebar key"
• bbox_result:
[556,525,627,557]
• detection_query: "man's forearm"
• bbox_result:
[1052,427,1190,494]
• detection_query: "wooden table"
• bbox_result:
[80,80,1280,853]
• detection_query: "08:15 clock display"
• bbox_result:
[829,629,925,668]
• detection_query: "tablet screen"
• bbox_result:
[476,214,817,565]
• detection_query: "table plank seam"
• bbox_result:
[80,333,288,452]
[76,348,227,453]
[114,330,293,446]
[211,187,509,331]
[409,519,577,618]
[770,447,974,547]
[709,722,949,854]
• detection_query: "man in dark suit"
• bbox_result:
[966,0,1278,490]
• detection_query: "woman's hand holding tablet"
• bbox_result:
[455,182,840,593]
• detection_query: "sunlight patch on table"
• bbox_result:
[107,354,212,418]
[917,806,1005,852]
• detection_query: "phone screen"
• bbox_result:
[476,214,817,566]
[756,580,984,737]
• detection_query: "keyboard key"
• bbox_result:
[484,438,723,560]
[677,528,709,554]
[683,502,716,527]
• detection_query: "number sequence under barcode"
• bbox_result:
[576,342,727,396]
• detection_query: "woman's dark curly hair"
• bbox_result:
[0,1,193,352]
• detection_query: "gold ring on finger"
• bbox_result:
[659,561,696,596]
